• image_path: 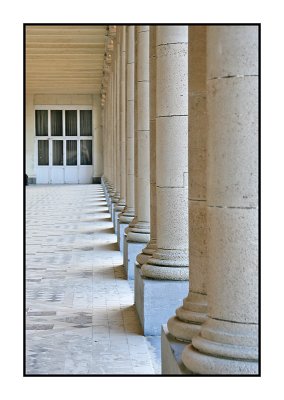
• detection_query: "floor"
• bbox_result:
[25,184,160,375]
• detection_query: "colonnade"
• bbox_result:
[101,25,259,375]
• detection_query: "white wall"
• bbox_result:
[26,94,103,182]
[26,94,35,178]
[33,94,93,106]
[92,94,103,179]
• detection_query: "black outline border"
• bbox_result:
[23,22,261,378]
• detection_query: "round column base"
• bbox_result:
[127,221,150,243]
[167,316,201,342]
[141,249,189,280]
[182,344,259,375]
[181,317,259,375]
[119,214,134,224]
[127,230,150,243]
[136,239,157,266]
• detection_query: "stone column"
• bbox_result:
[111,35,121,224]
[136,25,157,266]
[124,26,151,279]
[161,26,208,374]
[119,26,136,252]
[105,74,114,209]
[92,94,103,183]
[182,26,259,375]
[117,25,127,209]
[136,26,189,335]
[168,26,208,341]
[114,28,126,232]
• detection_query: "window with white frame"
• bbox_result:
[35,105,93,168]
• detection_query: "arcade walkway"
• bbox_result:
[25,184,160,375]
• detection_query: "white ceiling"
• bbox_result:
[26,25,107,95]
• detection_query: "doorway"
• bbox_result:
[35,105,93,184]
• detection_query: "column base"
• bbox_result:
[181,344,259,375]
[161,325,193,375]
[110,199,118,221]
[181,318,259,375]
[112,209,122,233]
[123,239,145,280]
[134,264,188,335]
[117,222,128,252]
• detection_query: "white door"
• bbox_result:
[35,106,93,184]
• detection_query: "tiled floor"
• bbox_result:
[25,184,160,375]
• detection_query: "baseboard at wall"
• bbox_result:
[28,177,36,184]
[92,177,102,184]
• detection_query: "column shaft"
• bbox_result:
[142,26,189,280]
[117,26,127,210]
[127,26,150,243]
[182,26,259,375]
[120,26,135,223]
[136,25,157,265]
[168,26,208,341]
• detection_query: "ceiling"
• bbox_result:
[26,25,107,95]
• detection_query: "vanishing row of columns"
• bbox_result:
[101,25,258,375]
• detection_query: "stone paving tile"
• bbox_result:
[26,184,160,375]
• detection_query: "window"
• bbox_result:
[35,110,48,136]
[80,140,92,165]
[53,140,63,166]
[35,107,93,173]
[51,110,63,136]
[65,110,77,136]
[66,140,77,166]
[38,140,49,165]
[80,110,92,136]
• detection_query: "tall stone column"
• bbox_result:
[136,26,189,335]
[124,26,151,279]
[105,74,114,209]
[167,26,208,342]
[161,26,208,374]
[109,57,117,202]
[182,26,259,375]
[119,26,136,251]
[113,28,126,232]
[111,35,121,223]
[136,25,157,266]
[117,26,127,210]
[142,26,189,280]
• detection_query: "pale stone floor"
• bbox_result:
[26,184,161,375]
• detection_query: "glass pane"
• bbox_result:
[35,110,48,136]
[66,140,77,166]
[65,110,77,136]
[38,140,49,165]
[51,110,63,136]
[53,140,63,166]
[80,110,92,136]
[80,140,92,165]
